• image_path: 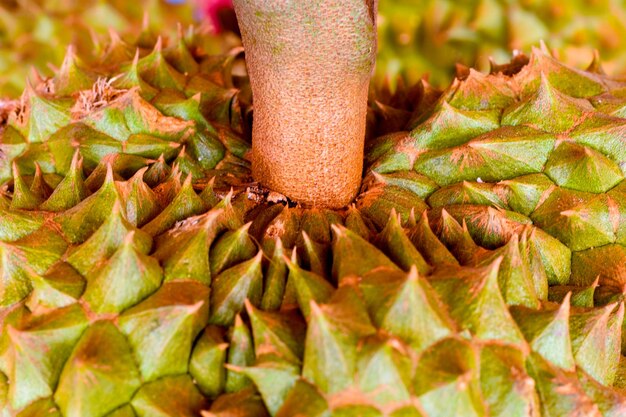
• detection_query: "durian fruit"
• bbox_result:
[376,0,626,87]
[2,22,626,417]
[0,0,202,97]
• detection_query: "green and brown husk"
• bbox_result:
[1,20,626,417]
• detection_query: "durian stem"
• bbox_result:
[233,0,377,208]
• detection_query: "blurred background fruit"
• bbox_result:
[1,0,626,97]
[376,0,626,87]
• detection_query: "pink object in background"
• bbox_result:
[196,0,235,34]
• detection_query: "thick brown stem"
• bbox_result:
[233,0,377,208]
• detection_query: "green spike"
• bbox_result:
[143,154,171,187]
[503,74,593,133]
[82,89,192,142]
[344,205,373,240]
[190,326,228,398]
[408,210,459,267]
[479,343,540,417]
[477,234,541,308]
[511,294,576,371]
[114,167,160,227]
[516,47,606,98]
[570,302,624,385]
[245,299,305,365]
[356,337,412,405]
[517,228,549,299]
[300,231,329,278]
[82,155,131,191]
[209,251,263,326]
[549,278,598,308]
[545,142,623,193]
[40,150,88,212]
[571,244,626,287]
[427,180,506,209]
[0,228,67,307]
[153,209,225,285]
[0,302,29,376]
[118,281,209,381]
[361,266,454,351]
[261,238,288,311]
[6,304,88,410]
[10,84,72,143]
[131,375,208,417]
[430,259,525,345]
[369,170,439,200]
[10,162,44,210]
[113,50,159,99]
[275,379,329,417]
[526,352,601,417]
[0,206,45,242]
[210,222,257,276]
[437,210,485,265]
[141,174,208,236]
[225,315,255,393]
[448,69,516,110]
[66,201,153,277]
[525,227,571,286]
[230,358,300,417]
[124,133,181,160]
[532,187,614,252]
[262,207,301,250]
[356,184,428,230]
[82,232,163,314]
[413,338,485,417]
[155,91,209,128]
[578,368,626,417]
[171,146,204,179]
[53,45,96,96]
[331,224,399,281]
[414,126,555,186]
[374,209,431,274]
[285,256,334,321]
[198,178,220,208]
[28,164,52,200]
[409,101,500,149]
[164,28,200,75]
[299,209,332,244]
[54,321,141,417]
[55,165,120,243]
[0,126,27,184]
[136,37,186,90]
[186,129,226,170]
[570,116,626,168]
[26,263,85,310]
[303,298,375,394]
[501,173,554,216]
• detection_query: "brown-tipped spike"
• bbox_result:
[154,36,163,53]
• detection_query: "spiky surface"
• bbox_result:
[1,27,626,417]
[377,0,626,87]
[0,0,215,97]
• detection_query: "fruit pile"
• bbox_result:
[1,20,626,417]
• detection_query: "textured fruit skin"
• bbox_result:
[2,21,626,417]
